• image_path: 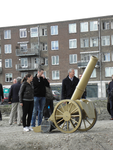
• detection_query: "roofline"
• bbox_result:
[0,14,113,29]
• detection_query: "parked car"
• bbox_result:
[52,90,60,101]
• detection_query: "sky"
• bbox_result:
[0,0,113,27]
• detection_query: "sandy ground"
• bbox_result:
[0,115,113,150]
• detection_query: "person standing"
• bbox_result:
[61,68,79,100]
[0,83,4,105]
[31,68,49,127]
[8,77,22,125]
[43,77,54,119]
[19,74,34,132]
[107,75,113,120]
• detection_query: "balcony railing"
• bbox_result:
[77,61,100,68]
[16,48,39,56]
[16,63,39,71]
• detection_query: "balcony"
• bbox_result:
[16,48,39,57]
[16,63,39,71]
[77,61,100,68]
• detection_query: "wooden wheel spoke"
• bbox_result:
[61,104,65,113]
[70,107,78,114]
[70,120,75,129]
[65,102,68,111]
[83,119,86,129]
[71,115,80,117]
[67,121,69,131]
[85,118,92,125]
[68,103,73,112]
[71,118,78,125]
[57,118,64,124]
[57,108,63,114]
[61,121,66,129]
[55,115,63,118]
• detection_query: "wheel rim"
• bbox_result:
[78,109,97,132]
[53,100,82,133]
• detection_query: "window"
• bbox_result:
[4,44,12,53]
[111,21,113,29]
[5,73,12,82]
[74,69,78,77]
[69,39,77,49]
[44,58,48,66]
[0,33,1,40]
[111,35,113,45]
[43,71,46,77]
[20,44,27,51]
[51,41,59,50]
[101,36,110,46]
[102,53,110,62]
[0,59,2,67]
[4,30,11,39]
[31,43,38,49]
[42,43,47,51]
[69,54,77,64]
[51,56,59,65]
[69,23,76,33]
[0,46,1,54]
[81,54,98,62]
[51,26,58,35]
[80,22,88,32]
[80,38,89,48]
[90,37,98,47]
[21,58,28,68]
[52,70,60,80]
[30,27,38,37]
[90,69,96,78]
[5,59,12,68]
[42,28,47,36]
[21,72,28,78]
[105,67,113,77]
[20,29,27,38]
[90,21,98,31]
[102,22,110,30]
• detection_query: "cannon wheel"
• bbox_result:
[78,101,97,132]
[53,100,82,133]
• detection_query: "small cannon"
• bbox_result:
[33,56,98,133]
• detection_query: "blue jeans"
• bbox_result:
[31,97,46,126]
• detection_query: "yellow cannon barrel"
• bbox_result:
[71,56,98,101]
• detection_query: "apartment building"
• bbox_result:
[0,15,113,98]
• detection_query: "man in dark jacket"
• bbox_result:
[107,75,113,120]
[61,68,79,100]
[31,68,49,126]
[8,77,22,125]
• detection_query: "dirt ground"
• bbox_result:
[0,114,113,150]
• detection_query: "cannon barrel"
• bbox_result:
[71,56,98,101]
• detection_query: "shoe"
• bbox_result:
[110,118,113,120]
[28,126,33,131]
[23,127,29,132]
[17,124,21,126]
[9,123,12,125]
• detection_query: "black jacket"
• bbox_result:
[0,83,4,99]
[61,76,79,99]
[19,81,34,103]
[8,82,21,103]
[33,74,49,97]
[107,80,113,101]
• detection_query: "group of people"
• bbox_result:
[2,67,113,132]
[7,68,54,132]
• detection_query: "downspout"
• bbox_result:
[98,18,102,98]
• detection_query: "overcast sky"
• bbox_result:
[0,0,112,27]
